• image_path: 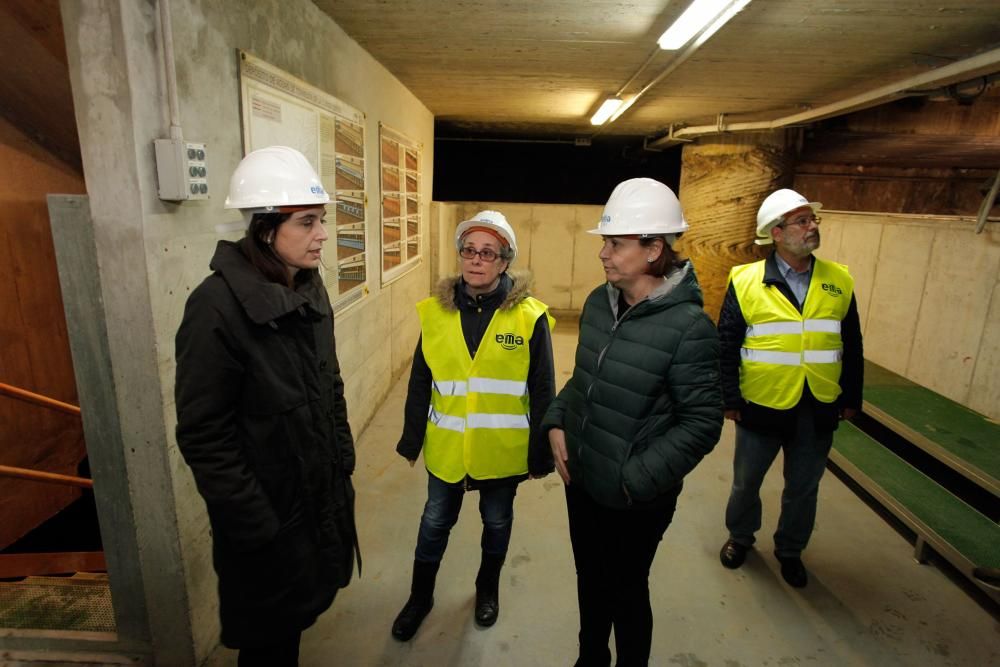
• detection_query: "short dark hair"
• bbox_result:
[243,212,315,288]
[639,234,685,277]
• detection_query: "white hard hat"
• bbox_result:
[455,210,518,260]
[225,146,330,219]
[755,188,822,245]
[588,178,689,238]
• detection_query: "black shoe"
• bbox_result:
[719,539,749,569]
[474,588,499,627]
[474,552,504,627]
[391,596,433,641]
[391,560,440,641]
[777,555,808,588]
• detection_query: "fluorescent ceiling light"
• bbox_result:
[658,0,732,50]
[608,96,638,124]
[694,0,752,47]
[590,98,624,125]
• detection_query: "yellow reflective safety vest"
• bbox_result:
[417,295,555,482]
[729,257,854,410]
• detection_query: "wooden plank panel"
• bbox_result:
[570,205,605,311]
[819,215,884,336]
[907,223,1000,404]
[526,204,574,310]
[969,279,1000,420]
[0,115,86,549]
[0,552,105,578]
[863,224,935,374]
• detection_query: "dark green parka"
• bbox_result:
[542,261,723,509]
[175,240,358,648]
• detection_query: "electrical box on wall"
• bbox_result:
[154,139,209,201]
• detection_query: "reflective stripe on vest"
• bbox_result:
[729,258,853,409]
[417,293,555,482]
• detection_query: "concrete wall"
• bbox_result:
[432,202,605,310]
[60,0,433,662]
[817,212,1000,421]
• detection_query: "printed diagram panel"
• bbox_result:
[333,117,366,295]
[380,127,422,281]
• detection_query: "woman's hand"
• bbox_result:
[549,428,570,485]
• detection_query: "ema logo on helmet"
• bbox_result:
[310,185,326,196]
[495,332,525,350]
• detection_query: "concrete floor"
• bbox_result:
[207,318,1000,666]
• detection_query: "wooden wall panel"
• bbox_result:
[820,213,1000,421]
[818,215,884,335]
[861,225,935,375]
[907,224,1000,403]
[528,204,575,310]
[0,114,86,548]
[969,280,1000,418]
[570,207,605,311]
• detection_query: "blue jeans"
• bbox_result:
[724,404,833,557]
[414,474,517,563]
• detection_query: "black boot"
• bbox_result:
[474,553,504,627]
[391,560,440,641]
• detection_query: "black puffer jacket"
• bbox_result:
[175,239,358,648]
[543,262,723,509]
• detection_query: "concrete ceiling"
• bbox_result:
[2,1,998,170]
[315,0,1000,140]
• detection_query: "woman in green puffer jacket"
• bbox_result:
[543,178,722,667]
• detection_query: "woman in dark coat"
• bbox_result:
[175,146,358,667]
[543,178,723,667]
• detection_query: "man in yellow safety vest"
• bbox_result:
[717,189,864,588]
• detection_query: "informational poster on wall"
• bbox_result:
[379,124,422,284]
[237,50,367,309]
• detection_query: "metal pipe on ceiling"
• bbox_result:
[645,45,1000,150]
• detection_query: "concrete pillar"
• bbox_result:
[55,1,195,664]
[678,131,796,320]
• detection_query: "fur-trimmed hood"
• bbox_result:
[433,270,534,311]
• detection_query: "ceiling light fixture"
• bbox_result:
[694,0,753,47]
[590,98,624,125]
[588,0,751,131]
[658,0,733,51]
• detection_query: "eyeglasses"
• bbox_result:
[459,246,501,262]
[777,214,821,230]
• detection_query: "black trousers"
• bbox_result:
[237,632,301,667]
[566,484,678,667]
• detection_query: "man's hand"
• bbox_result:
[724,409,741,422]
[840,407,858,420]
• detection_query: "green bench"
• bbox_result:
[829,361,1000,603]
[861,361,1000,496]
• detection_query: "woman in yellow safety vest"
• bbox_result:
[390,210,556,642]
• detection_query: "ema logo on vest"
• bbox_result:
[495,332,525,350]
[821,282,843,297]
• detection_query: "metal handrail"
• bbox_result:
[0,383,89,488]
[0,464,93,489]
[0,382,81,416]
